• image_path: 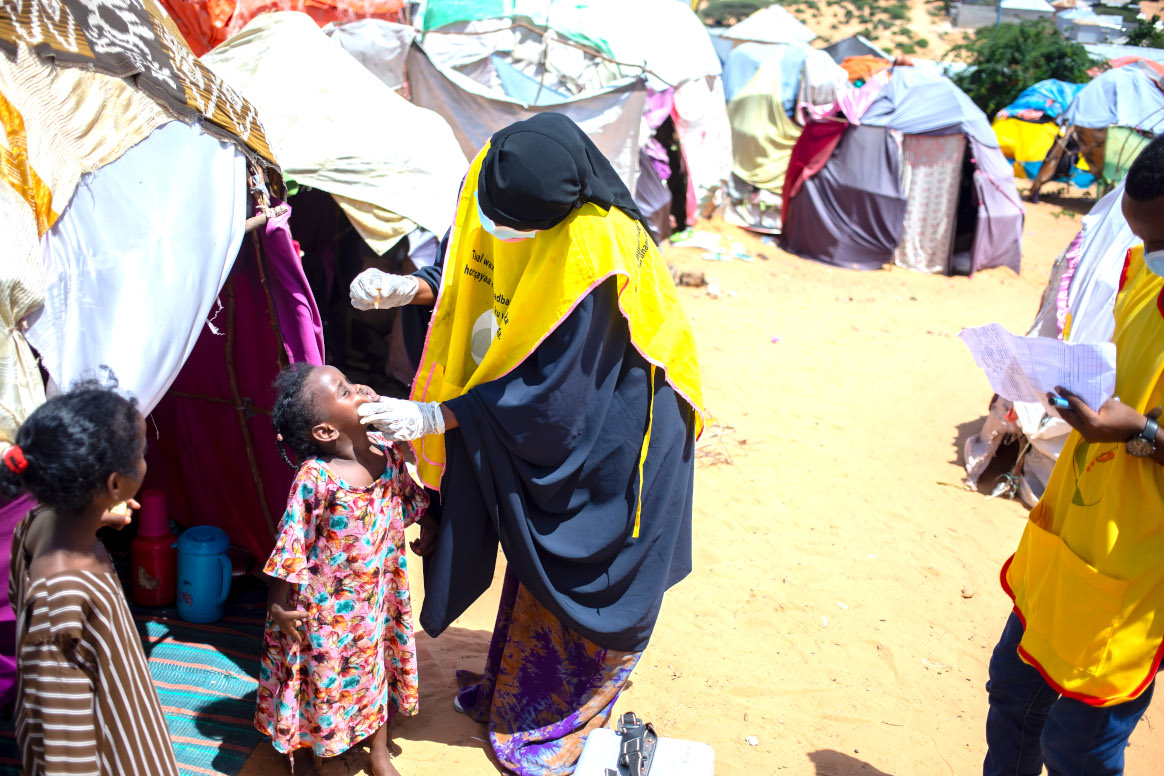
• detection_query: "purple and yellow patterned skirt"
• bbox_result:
[456,568,642,776]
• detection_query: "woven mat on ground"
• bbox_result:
[0,592,267,776]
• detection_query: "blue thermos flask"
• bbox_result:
[174,526,232,623]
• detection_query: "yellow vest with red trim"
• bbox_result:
[1004,245,1164,706]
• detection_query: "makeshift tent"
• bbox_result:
[719,37,846,232]
[202,11,468,254]
[712,5,817,46]
[823,35,890,63]
[782,67,1024,275]
[399,1,731,235]
[0,1,322,745]
[1031,62,1164,199]
[992,79,1092,187]
[157,0,404,55]
[963,180,1137,505]
[203,11,467,396]
[724,54,803,233]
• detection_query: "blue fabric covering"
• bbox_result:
[490,54,571,106]
[860,66,998,147]
[1063,64,1164,134]
[1000,79,1084,120]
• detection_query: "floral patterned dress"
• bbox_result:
[255,435,428,757]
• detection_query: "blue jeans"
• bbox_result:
[984,613,1156,776]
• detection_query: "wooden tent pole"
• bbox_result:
[225,282,277,539]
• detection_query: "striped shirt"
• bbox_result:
[10,514,180,776]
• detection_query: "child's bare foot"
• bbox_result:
[291,749,321,776]
[369,745,401,776]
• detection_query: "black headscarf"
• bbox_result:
[476,112,655,241]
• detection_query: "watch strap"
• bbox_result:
[1141,417,1159,445]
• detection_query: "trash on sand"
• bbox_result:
[770,336,782,344]
[669,230,723,252]
[745,736,759,747]
[706,282,722,299]
[836,601,849,610]
[961,587,975,599]
[821,616,829,627]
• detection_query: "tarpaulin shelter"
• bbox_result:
[400,0,731,238]
[963,180,1137,506]
[157,0,405,55]
[0,0,325,734]
[712,4,817,46]
[202,11,467,255]
[203,11,467,396]
[991,79,1093,187]
[823,35,890,64]
[782,67,1024,275]
[1031,62,1164,199]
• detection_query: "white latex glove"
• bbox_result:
[350,269,420,311]
[359,399,445,441]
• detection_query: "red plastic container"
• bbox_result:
[131,490,177,607]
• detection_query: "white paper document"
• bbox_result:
[959,323,1117,411]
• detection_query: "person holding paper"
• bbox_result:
[984,136,1164,776]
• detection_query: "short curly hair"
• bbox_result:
[0,383,142,514]
[271,363,325,468]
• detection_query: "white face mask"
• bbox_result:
[1145,249,1164,278]
[476,193,539,243]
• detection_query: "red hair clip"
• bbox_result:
[3,445,28,475]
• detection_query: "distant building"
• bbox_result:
[953,0,1056,29]
[1056,7,1128,44]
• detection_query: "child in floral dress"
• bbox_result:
[256,364,434,776]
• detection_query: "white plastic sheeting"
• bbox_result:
[326,18,416,92]
[1064,179,1139,346]
[1062,62,1164,135]
[203,12,468,242]
[27,121,246,413]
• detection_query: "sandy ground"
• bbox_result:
[241,185,1164,776]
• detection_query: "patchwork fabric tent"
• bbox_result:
[992,79,1092,187]
[398,0,731,237]
[782,67,1024,275]
[202,11,468,254]
[721,42,847,233]
[963,180,1137,505]
[0,0,325,744]
[1031,62,1164,199]
[157,0,405,55]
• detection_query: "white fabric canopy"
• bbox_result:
[407,43,647,191]
[326,19,416,92]
[27,121,246,414]
[1065,179,1139,346]
[203,12,468,242]
[717,6,817,45]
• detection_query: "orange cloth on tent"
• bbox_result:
[1109,56,1164,78]
[841,56,891,84]
[158,0,404,55]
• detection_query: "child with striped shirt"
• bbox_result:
[0,384,179,776]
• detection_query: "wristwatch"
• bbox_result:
[1126,416,1159,458]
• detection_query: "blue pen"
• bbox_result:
[1049,395,1072,411]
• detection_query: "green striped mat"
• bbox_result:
[0,597,267,776]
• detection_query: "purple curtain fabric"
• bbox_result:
[969,139,1025,275]
[633,148,673,244]
[0,493,36,706]
[782,125,907,270]
[643,88,675,182]
[262,200,325,364]
[146,203,325,563]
